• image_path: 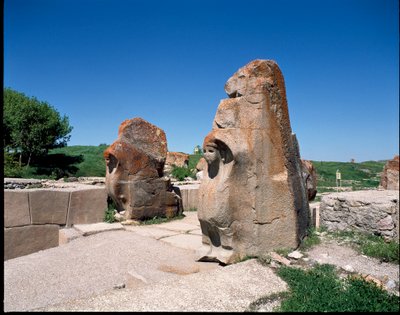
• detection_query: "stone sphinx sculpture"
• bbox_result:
[197,59,310,264]
[301,159,318,201]
[104,117,182,221]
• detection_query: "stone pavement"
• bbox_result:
[4,211,288,312]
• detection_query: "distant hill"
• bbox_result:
[311,160,386,192]
[47,145,202,178]
[9,145,388,192]
[48,145,109,177]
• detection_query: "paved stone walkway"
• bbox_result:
[4,211,288,312]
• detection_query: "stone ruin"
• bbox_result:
[163,152,190,178]
[301,159,318,201]
[104,117,182,221]
[320,190,399,242]
[197,59,310,264]
[379,155,399,190]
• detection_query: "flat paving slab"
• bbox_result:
[124,225,180,240]
[154,220,200,232]
[35,259,288,312]
[73,222,124,236]
[160,233,203,251]
[4,230,219,312]
[4,211,289,312]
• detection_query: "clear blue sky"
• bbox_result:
[4,0,399,162]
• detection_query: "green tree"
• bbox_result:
[193,144,203,155]
[3,88,73,167]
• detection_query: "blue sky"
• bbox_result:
[4,0,399,162]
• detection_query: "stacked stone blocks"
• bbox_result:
[4,187,107,260]
[320,190,399,241]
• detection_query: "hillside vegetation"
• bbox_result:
[312,160,386,192]
[5,145,387,192]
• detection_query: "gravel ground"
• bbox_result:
[305,237,399,291]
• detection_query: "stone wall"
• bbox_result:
[319,190,399,241]
[4,186,107,260]
[174,183,199,211]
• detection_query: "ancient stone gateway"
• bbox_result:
[197,59,310,264]
[104,117,182,221]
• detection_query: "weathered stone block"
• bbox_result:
[4,225,59,260]
[4,190,31,227]
[379,155,399,190]
[176,184,199,211]
[104,117,182,220]
[59,227,83,245]
[29,190,70,225]
[320,190,399,241]
[197,60,310,264]
[66,188,107,226]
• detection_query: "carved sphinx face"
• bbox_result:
[105,153,129,212]
[203,144,221,165]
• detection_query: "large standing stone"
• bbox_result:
[379,155,399,190]
[104,117,182,220]
[197,59,310,264]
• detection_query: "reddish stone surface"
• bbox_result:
[195,157,207,172]
[104,117,182,220]
[166,152,189,168]
[380,155,399,190]
[197,60,310,264]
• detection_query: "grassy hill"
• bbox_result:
[6,145,387,192]
[312,160,386,192]
[48,145,109,177]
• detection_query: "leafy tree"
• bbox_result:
[3,87,73,166]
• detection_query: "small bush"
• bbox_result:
[104,197,117,223]
[276,263,399,312]
[4,151,23,177]
[171,166,194,181]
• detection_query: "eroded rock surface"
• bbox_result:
[379,155,399,190]
[164,152,190,177]
[320,190,399,241]
[197,59,310,264]
[104,117,182,220]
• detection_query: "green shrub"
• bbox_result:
[276,263,399,312]
[104,197,117,223]
[171,166,194,181]
[188,153,203,169]
[4,151,23,177]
